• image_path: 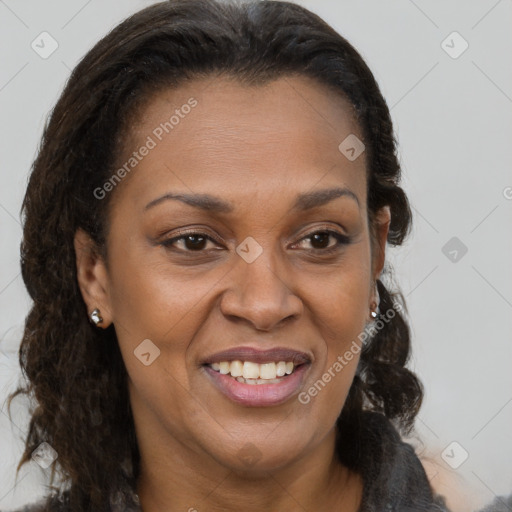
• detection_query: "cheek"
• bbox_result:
[308,244,372,349]
[108,255,214,434]
[108,238,216,336]
[106,241,225,388]
[299,246,370,416]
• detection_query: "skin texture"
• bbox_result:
[74,75,391,511]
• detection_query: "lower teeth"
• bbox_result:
[234,376,283,385]
[209,366,298,384]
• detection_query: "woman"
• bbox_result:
[6,0,453,510]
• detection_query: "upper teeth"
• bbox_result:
[210,361,295,380]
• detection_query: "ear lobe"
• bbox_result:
[372,206,391,280]
[74,228,112,327]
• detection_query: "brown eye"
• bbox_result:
[181,234,208,251]
[294,230,351,253]
[161,232,220,252]
[310,232,331,249]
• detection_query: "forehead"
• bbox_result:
[114,74,367,211]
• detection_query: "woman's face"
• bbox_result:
[76,74,389,474]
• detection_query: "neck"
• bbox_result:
[135,423,362,512]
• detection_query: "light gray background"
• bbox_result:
[1,0,511,510]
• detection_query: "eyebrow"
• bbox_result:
[144,186,360,213]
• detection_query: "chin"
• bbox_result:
[208,434,309,474]
[226,450,300,474]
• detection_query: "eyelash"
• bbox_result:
[160,228,351,256]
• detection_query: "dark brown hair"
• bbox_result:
[7,0,420,509]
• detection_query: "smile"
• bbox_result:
[203,361,310,407]
[209,360,296,383]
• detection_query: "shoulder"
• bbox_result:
[420,456,512,512]
[357,411,450,511]
[477,495,512,512]
[419,456,475,512]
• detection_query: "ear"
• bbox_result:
[74,228,112,327]
[371,205,391,281]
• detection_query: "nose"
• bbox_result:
[219,249,303,332]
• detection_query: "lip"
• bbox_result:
[203,362,310,407]
[202,346,312,366]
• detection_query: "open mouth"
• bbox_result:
[202,360,310,407]
[206,360,303,385]
[201,347,312,406]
